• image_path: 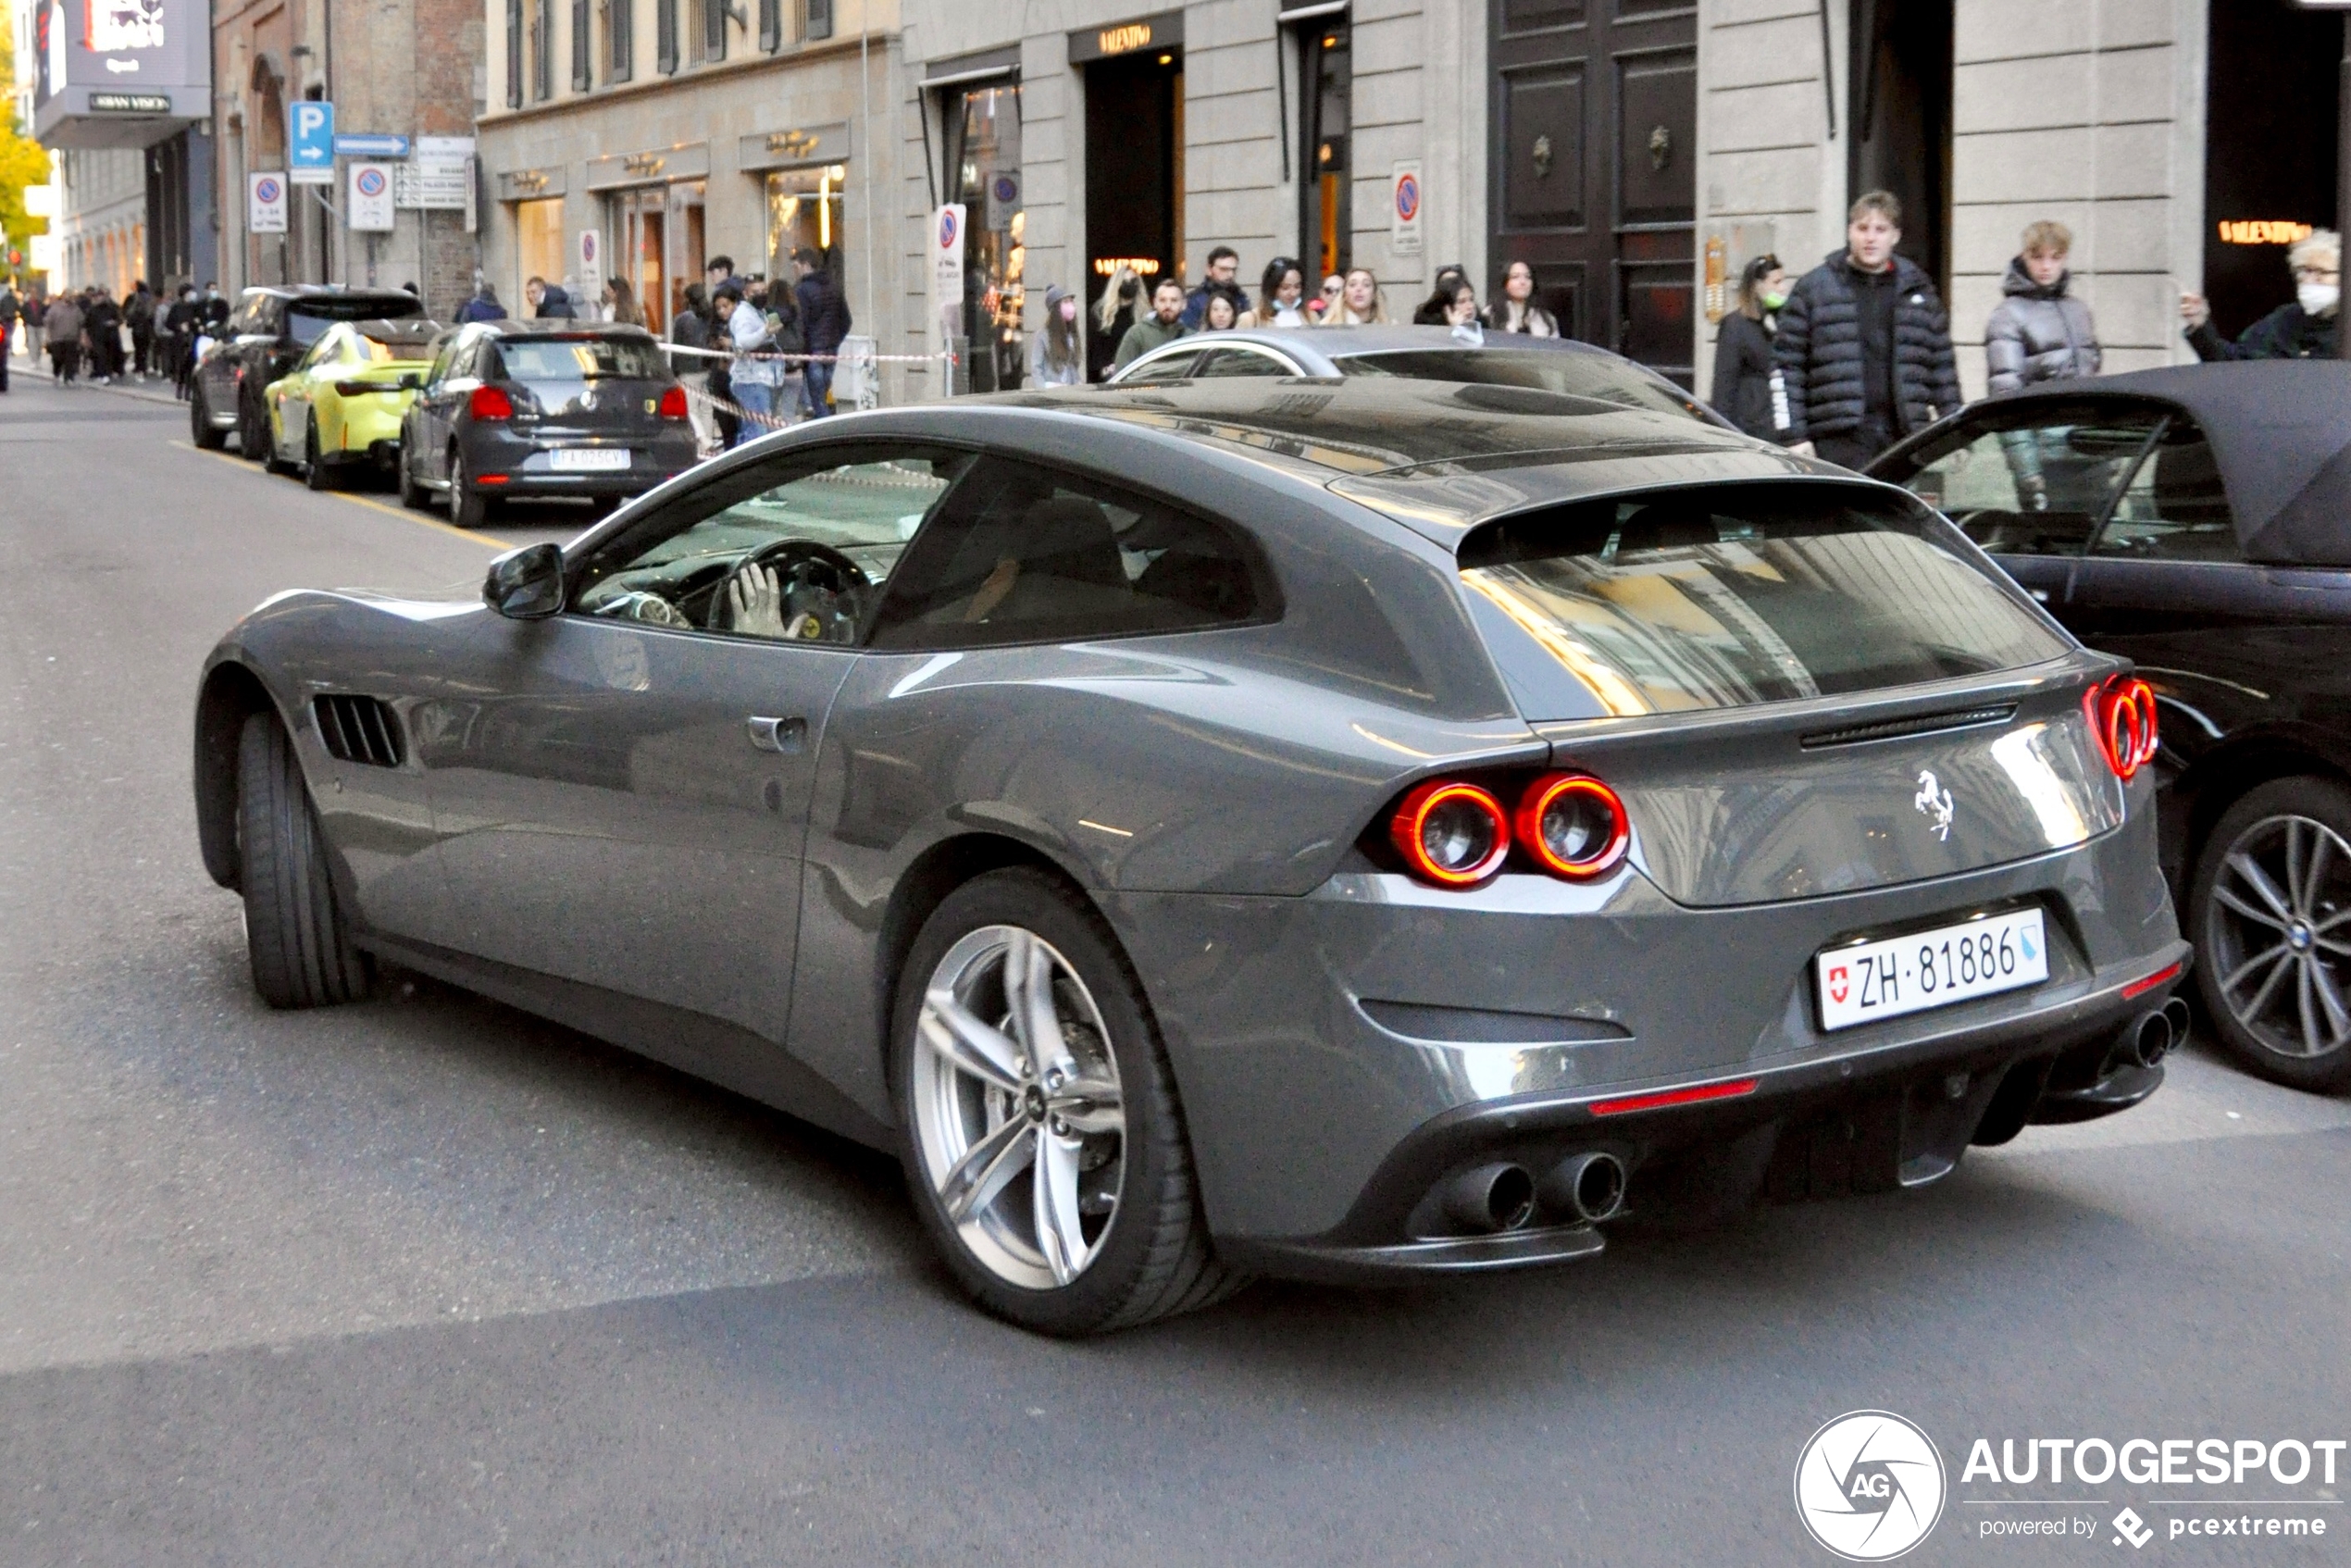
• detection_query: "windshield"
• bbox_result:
[1340,348,1708,424]
[493,337,666,383]
[1457,484,2070,721]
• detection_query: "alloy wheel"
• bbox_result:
[2206,813,2351,1060]
[909,925,1126,1290]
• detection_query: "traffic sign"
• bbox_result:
[335,132,411,158]
[348,162,396,231]
[249,172,289,234]
[289,101,336,171]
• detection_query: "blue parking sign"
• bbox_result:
[289,101,336,170]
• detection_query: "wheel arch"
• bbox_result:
[873,830,1109,1096]
[2177,732,2351,885]
[193,660,287,890]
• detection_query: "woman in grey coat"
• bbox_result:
[1984,220,2100,394]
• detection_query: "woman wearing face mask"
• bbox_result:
[1484,260,1560,336]
[1709,255,1792,442]
[1240,258,1309,329]
[1027,285,1084,386]
[2181,230,2341,360]
[1322,268,1387,326]
[1089,266,1145,382]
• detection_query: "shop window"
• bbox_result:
[766,165,847,292]
[515,198,568,305]
[945,83,1025,392]
[1299,19,1350,284]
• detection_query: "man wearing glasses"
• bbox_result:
[2180,230,2340,360]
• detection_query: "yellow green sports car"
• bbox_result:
[263,317,444,491]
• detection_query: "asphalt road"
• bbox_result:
[5,366,2350,1566]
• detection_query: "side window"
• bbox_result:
[1122,347,1203,383]
[295,329,342,372]
[1897,409,2162,556]
[570,445,975,643]
[422,334,458,387]
[1191,347,1295,379]
[2093,419,2240,562]
[868,458,1273,652]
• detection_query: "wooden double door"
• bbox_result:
[1489,0,1696,385]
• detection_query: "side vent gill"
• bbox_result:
[1799,703,2016,751]
[313,694,404,768]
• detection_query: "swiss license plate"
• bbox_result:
[550,446,630,471]
[1815,908,2049,1031]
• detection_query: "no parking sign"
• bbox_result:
[1390,161,1424,256]
[249,172,288,234]
[348,162,396,231]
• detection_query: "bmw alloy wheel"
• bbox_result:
[909,925,1126,1289]
[2206,812,2351,1061]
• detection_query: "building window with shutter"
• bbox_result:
[607,0,631,81]
[530,0,554,100]
[803,0,829,41]
[701,0,726,63]
[656,0,677,73]
[505,0,524,106]
[571,0,591,89]
[757,0,777,53]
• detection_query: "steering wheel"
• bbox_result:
[683,539,874,642]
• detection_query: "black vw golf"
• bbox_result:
[397,320,701,527]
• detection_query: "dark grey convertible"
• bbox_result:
[194,378,2186,1334]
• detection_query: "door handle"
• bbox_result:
[746,716,806,753]
[2030,588,2050,603]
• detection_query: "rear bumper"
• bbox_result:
[1216,948,2183,1284]
[459,426,700,495]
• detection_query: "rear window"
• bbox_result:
[492,337,667,382]
[287,297,425,344]
[1457,485,2069,721]
[1340,348,1709,424]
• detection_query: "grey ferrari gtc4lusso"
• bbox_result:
[193,376,2187,1335]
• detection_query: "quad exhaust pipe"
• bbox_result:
[1542,1151,1627,1225]
[1443,1163,1537,1234]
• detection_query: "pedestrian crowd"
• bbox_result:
[0,276,234,397]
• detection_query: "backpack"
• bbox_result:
[765,304,806,360]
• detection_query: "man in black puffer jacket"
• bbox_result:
[1773,190,1960,469]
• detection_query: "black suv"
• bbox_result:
[190,286,428,459]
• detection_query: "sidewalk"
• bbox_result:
[7,348,181,407]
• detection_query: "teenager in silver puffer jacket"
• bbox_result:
[1984,219,2101,394]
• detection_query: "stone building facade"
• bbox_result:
[890,0,2336,411]
[211,0,486,315]
[473,0,900,356]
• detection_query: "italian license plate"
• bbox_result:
[550,447,630,471]
[1815,908,2049,1031]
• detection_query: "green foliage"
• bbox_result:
[0,23,53,283]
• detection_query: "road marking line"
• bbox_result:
[168,439,513,550]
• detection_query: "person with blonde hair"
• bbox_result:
[1984,218,2100,393]
[1322,267,1387,325]
[2181,229,2340,360]
[1089,265,1145,381]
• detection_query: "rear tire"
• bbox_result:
[448,452,495,529]
[191,384,226,449]
[893,867,1243,1335]
[236,712,371,1009]
[397,448,431,510]
[304,425,338,491]
[2189,776,2351,1093]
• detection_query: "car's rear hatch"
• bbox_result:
[1442,477,2123,906]
[494,334,672,443]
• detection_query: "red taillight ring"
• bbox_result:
[1389,780,1511,888]
[2127,678,2159,768]
[1516,772,1631,879]
[2085,676,2159,782]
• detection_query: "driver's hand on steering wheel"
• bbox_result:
[728,562,788,639]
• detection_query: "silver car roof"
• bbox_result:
[1113,324,1604,380]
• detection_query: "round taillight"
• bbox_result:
[468,384,515,421]
[2085,676,2159,781]
[1516,772,1631,879]
[1389,780,1511,887]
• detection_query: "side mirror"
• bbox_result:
[397,372,426,391]
[484,542,566,620]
